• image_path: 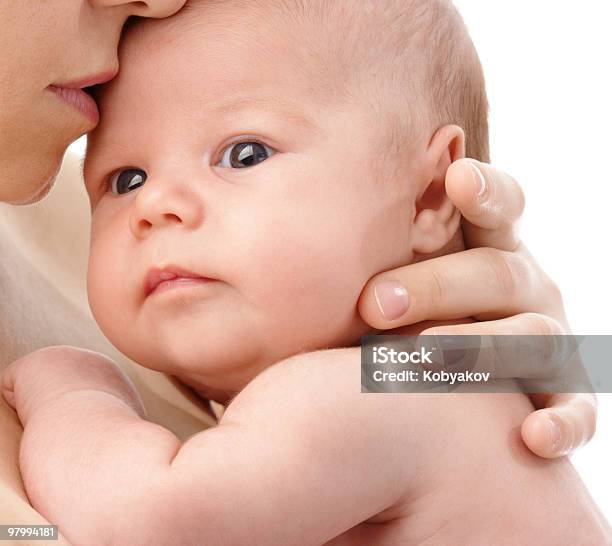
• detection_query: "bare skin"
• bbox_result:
[2,1,608,536]
[0,0,603,541]
[3,346,610,545]
[0,154,606,544]
[0,0,186,205]
[0,155,215,544]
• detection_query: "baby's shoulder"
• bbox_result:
[219,348,366,435]
[222,347,423,440]
[229,348,362,415]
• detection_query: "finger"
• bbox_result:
[385,318,476,337]
[521,393,597,458]
[414,313,573,379]
[446,159,525,251]
[358,247,538,329]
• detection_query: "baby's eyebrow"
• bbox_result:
[211,96,320,132]
[79,96,319,191]
[82,138,133,183]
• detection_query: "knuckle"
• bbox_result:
[427,269,448,310]
[522,314,565,376]
[481,249,526,300]
[565,397,598,451]
[506,252,533,291]
[526,313,564,337]
[579,395,598,444]
[481,337,504,375]
[584,402,597,442]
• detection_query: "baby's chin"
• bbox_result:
[108,312,369,400]
[120,338,274,396]
[172,373,238,406]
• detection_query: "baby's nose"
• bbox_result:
[128,180,204,238]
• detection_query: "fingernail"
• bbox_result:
[469,161,486,198]
[374,281,410,321]
[548,417,562,451]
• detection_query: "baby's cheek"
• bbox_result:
[248,223,371,353]
[87,236,130,346]
[87,253,114,334]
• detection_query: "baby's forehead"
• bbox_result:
[91,0,471,165]
[122,0,353,83]
[84,4,335,177]
[126,1,295,52]
[92,1,357,136]
[118,3,313,95]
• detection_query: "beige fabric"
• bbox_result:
[209,399,226,421]
[0,152,215,538]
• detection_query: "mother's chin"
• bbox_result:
[0,126,77,205]
[0,156,61,206]
[0,94,93,206]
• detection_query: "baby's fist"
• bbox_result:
[1,346,145,426]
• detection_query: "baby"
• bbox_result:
[2,1,594,545]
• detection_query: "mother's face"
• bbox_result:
[0,0,186,205]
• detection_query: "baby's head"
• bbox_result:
[83,0,488,398]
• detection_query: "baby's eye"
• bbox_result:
[109,168,147,194]
[218,141,275,169]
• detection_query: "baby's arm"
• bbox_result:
[0,347,152,540]
[4,346,609,546]
[2,345,436,545]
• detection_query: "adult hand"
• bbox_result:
[358,159,596,459]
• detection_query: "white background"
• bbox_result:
[69,0,611,523]
[454,0,612,521]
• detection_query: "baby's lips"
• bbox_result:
[144,265,211,297]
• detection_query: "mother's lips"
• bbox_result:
[47,69,118,124]
[144,266,212,297]
[51,69,118,90]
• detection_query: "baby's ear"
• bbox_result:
[411,125,465,255]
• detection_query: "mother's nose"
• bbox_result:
[128,180,204,239]
[89,0,187,18]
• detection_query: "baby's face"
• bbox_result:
[84,8,417,394]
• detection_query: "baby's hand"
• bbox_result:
[1,347,148,541]
[1,345,145,426]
